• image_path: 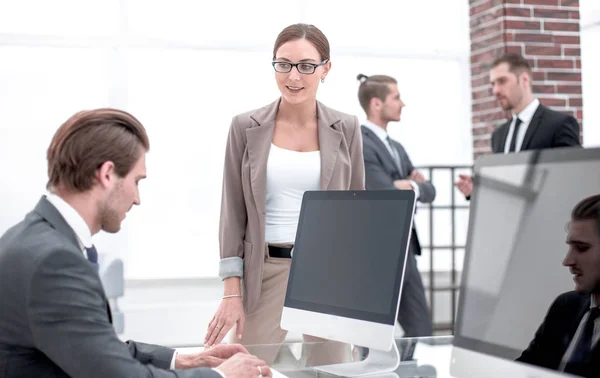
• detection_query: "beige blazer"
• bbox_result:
[218,98,365,314]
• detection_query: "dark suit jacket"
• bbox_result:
[517,291,599,377]
[491,103,581,153]
[361,125,436,255]
[0,197,219,378]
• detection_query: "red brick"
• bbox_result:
[472,76,490,88]
[569,11,580,20]
[472,87,493,100]
[569,97,583,107]
[471,63,493,77]
[577,109,583,119]
[474,139,492,149]
[525,0,559,5]
[470,0,501,17]
[544,21,579,32]
[564,47,581,56]
[473,101,499,113]
[537,59,574,69]
[506,45,524,55]
[532,71,546,81]
[538,97,567,107]
[508,32,553,43]
[525,45,561,56]
[471,7,504,29]
[553,35,580,44]
[472,125,496,136]
[505,20,542,30]
[472,22,504,39]
[533,84,556,94]
[471,47,506,64]
[505,7,532,17]
[547,72,581,81]
[534,9,571,19]
[557,84,582,94]
[471,33,505,52]
[575,59,581,68]
[561,0,579,7]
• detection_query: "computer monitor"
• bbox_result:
[451,147,600,378]
[280,190,416,376]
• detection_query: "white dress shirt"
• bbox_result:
[559,295,600,371]
[362,120,420,199]
[45,193,185,372]
[503,98,540,153]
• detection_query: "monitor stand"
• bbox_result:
[314,341,400,377]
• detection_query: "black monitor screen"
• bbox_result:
[284,190,415,325]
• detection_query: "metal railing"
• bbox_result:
[415,165,473,334]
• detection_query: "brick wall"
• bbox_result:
[470,0,583,157]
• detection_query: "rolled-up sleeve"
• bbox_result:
[218,116,248,280]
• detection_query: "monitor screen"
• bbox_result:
[454,147,600,370]
[284,190,415,325]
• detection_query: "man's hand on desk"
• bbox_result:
[175,344,250,369]
[217,352,272,378]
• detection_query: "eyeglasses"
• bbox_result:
[272,59,329,75]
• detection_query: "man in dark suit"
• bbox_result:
[357,74,435,338]
[455,53,581,198]
[517,194,600,377]
[0,109,270,378]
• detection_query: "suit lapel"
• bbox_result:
[317,101,342,190]
[34,196,113,323]
[34,196,80,251]
[247,100,278,216]
[520,104,544,151]
[495,121,511,153]
[362,126,402,177]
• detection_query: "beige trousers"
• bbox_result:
[229,254,350,366]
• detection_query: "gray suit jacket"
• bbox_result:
[0,197,220,378]
[361,126,436,255]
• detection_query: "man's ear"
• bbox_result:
[96,161,116,189]
[370,97,382,113]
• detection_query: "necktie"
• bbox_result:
[563,307,600,375]
[85,245,99,273]
[386,136,404,177]
[508,117,523,153]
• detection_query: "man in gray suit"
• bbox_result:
[0,109,271,378]
[356,74,435,339]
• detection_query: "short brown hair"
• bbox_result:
[492,53,533,79]
[356,74,398,115]
[273,23,330,61]
[571,194,600,236]
[47,108,150,192]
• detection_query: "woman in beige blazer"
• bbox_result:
[204,23,365,356]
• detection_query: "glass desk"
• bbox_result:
[179,336,453,378]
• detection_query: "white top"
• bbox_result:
[503,98,540,153]
[265,143,321,244]
[361,120,420,199]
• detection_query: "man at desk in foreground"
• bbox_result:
[0,109,270,378]
[517,194,600,377]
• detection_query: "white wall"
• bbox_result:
[0,0,472,281]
